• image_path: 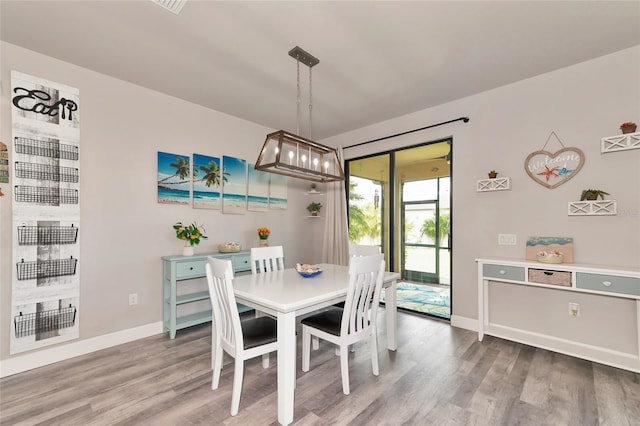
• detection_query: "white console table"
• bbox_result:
[477,258,640,372]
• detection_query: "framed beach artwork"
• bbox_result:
[526,236,574,263]
[222,155,247,214]
[193,153,224,210]
[269,173,288,210]
[157,151,190,205]
[247,165,269,212]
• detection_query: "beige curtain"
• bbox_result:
[322,146,349,265]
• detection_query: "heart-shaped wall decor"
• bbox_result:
[524,147,585,189]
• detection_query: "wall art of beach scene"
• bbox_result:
[193,153,225,210]
[222,155,247,214]
[269,173,288,210]
[526,236,574,263]
[157,151,190,205]
[247,165,269,212]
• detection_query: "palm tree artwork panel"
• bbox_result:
[268,173,288,210]
[157,151,190,205]
[193,153,227,210]
[222,155,247,214]
[247,165,269,212]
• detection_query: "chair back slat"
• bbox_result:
[250,245,285,274]
[206,257,243,350]
[342,254,385,336]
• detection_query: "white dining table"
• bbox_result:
[232,263,400,426]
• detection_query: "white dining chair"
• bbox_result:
[205,257,278,416]
[250,245,285,274]
[349,243,381,257]
[300,254,386,395]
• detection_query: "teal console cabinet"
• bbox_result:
[162,250,251,339]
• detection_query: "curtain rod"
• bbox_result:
[342,116,469,149]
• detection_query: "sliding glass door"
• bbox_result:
[346,139,452,319]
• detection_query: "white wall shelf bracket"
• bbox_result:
[477,177,511,192]
[601,132,640,153]
[568,200,617,216]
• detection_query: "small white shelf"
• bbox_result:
[305,190,323,195]
[601,132,640,153]
[306,215,322,218]
[568,200,617,216]
[477,177,511,192]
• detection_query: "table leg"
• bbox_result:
[276,311,296,425]
[384,280,398,351]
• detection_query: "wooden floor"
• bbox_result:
[2,310,639,425]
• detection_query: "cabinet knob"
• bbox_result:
[602,281,612,287]
[189,267,193,270]
[499,270,506,275]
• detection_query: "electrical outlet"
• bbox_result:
[498,234,517,245]
[129,293,138,306]
[569,302,579,317]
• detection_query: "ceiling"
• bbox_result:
[2,1,639,140]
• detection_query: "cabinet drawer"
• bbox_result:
[576,272,640,297]
[528,268,572,286]
[176,260,206,279]
[482,264,525,281]
[233,253,251,272]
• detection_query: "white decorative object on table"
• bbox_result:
[219,242,241,253]
[536,250,564,264]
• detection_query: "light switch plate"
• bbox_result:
[498,234,517,245]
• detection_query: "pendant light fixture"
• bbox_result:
[255,46,344,183]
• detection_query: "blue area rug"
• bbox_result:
[382,282,450,318]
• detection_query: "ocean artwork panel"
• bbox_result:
[269,174,288,210]
[222,155,247,214]
[526,236,574,263]
[247,165,269,212]
[157,151,190,205]
[193,153,223,210]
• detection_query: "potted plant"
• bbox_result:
[488,170,498,179]
[173,221,207,256]
[580,189,610,201]
[257,227,271,246]
[620,121,637,134]
[307,201,322,216]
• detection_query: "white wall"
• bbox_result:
[0,42,325,366]
[322,46,640,325]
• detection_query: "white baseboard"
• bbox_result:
[0,322,163,378]
[450,314,478,332]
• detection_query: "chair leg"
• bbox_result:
[230,358,244,416]
[340,344,350,395]
[302,327,311,372]
[312,335,319,350]
[262,353,270,368]
[370,332,379,376]
[212,344,223,390]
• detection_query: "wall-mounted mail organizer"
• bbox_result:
[14,136,79,160]
[17,225,78,245]
[16,257,78,280]
[14,186,79,205]
[15,161,79,183]
[14,305,77,338]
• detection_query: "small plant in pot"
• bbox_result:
[307,201,322,216]
[620,121,637,134]
[488,170,498,179]
[580,189,610,201]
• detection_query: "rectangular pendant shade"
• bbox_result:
[255,130,344,183]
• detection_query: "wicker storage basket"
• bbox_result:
[528,268,572,286]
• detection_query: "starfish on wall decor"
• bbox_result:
[556,165,574,179]
[537,165,559,182]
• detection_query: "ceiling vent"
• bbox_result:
[150,0,187,14]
